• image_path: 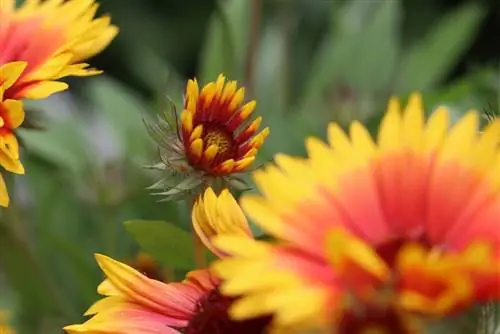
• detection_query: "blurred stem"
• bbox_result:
[0,205,75,319]
[101,198,118,256]
[245,0,261,96]
[95,171,118,256]
[186,196,206,269]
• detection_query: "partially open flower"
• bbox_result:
[64,189,272,334]
[0,0,118,100]
[146,74,269,201]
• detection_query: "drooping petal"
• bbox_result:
[95,254,201,323]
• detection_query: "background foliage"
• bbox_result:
[1,0,499,333]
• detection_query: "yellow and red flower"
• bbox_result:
[0,0,118,100]
[0,62,27,207]
[65,188,272,334]
[181,74,268,176]
[212,93,500,333]
[146,74,269,201]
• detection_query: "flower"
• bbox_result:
[65,188,272,334]
[0,62,27,207]
[212,93,500,333]
[146,74,269,201]
[0,0,118,100]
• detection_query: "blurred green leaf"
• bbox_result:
[86,76,152,160]
[42,231,99,307]
[255,24,288,116]
[343,0,400,91]
[427,306,481,334]
[299,0,400,112]
[395,3,485,93]
[199,0,250,82]
[124,220,195,270]
[125,47,184,98]
[0,222,72,318]
[18,118,90,175]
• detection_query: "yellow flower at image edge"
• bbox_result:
[0,310,14,334]
[147,74,269,200]
[0,0,118,100]
[64,188,273,334]
[0,62,26,207]
[212,93,500,333]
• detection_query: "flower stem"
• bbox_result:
[187,196,206,269]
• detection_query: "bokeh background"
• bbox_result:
[1,0,499,332]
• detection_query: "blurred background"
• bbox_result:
[1,0,499,332]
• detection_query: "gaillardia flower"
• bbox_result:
[0,0,118,100]
[0,62,27,207]
[65,188,272,334]
[146,74,269,201]
[213,93,500,333]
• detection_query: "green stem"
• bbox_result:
[186,195,206,269]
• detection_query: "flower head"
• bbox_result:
[0,62,26,207]
[213,94,500,333]
[0,0,118,100]
[146,74,269,201]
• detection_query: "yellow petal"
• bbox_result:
[203,144,218,163]
[0,62,28,90]
[190,139,203,160]
[180,109,193,133]
[0,174,9,207]
[189,124,203,142]
[3,99,25,128]
[22,81,68,99]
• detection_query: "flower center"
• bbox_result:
[203,126,234,154]
[185,288,272,334]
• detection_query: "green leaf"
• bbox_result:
[199,0,250,82]
[124,220,195,270]
[395,2,486,93]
